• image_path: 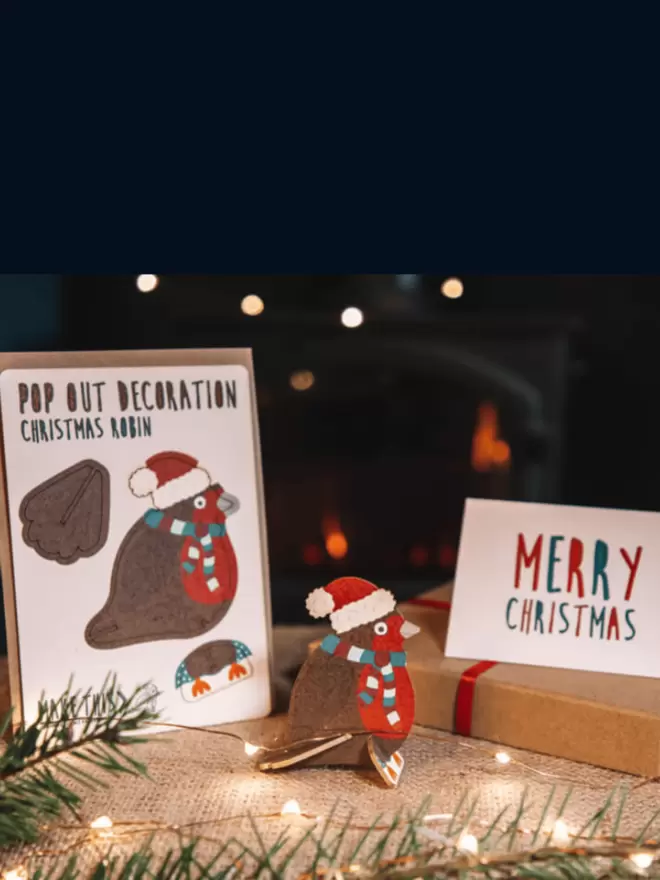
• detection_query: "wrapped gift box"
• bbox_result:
[400,585,660,777]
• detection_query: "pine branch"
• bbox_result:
[18,832,660,880]
[0,676,159,847]
[7,741,660,879]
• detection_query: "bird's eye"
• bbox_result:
[374,621,388,635]
[194,496,207,509]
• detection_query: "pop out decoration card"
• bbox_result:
[0,350,272,728]
[445,498,659,678]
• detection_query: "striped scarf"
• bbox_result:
[320,634,407,727]
[144,509,226,593]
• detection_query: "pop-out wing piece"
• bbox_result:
[258,732,353,770]
[19,459,110,565]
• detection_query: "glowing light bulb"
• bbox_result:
[241,294,264,316]
[631,853,654,869]
[458,832,478,854]
[290,370,315,392]
[552,819,570,845]
[4,868,27,880]
[136,274,159,293]
[495,751,511,764]
[244,742,260,756]
[441,277,463,299]
[341,307,364,328]
[281,799,302,816]
[90,814,114,839]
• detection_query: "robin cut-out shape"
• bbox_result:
[85,451,253,699]
[258,577,419,788]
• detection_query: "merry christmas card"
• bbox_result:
[0,350,272,728]
[446,498,658,677]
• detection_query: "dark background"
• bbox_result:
[0,274,656,633]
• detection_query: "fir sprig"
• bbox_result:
[15,786,660,880]
[0,675,159,847]
[4,683,660,879]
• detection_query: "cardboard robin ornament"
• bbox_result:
[259,577,419,787]
[85,451,253,702]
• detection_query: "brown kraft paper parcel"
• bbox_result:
[310,584,660,777]
[399,585,660,777]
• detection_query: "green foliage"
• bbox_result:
[4,680,660,878]
[14,784,660,879]
[0,675,158,847]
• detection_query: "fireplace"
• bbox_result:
[257,316,573,620]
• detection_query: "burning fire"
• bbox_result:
[471,402,511,472]
[323,516,349,560]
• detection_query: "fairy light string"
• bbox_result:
[152,719,615,789]
[10,807,660,876]
[5,717,658,874]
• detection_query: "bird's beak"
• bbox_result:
[217,492,240,515]
[400,620,420,639]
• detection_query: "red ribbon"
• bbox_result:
[453,659,498,736]
[406,596,496,736]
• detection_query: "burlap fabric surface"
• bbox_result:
[3,628,660,875]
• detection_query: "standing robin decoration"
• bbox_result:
[85,451,253,702]
[259,577,419,787]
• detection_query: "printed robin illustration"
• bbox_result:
[85,451,253,700]
[259,577,419,787]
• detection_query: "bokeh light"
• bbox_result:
[341,307,364,328]
[241,294,265,316]
[136,274,159,293]
[441,278,463,299]
[290,370,315,391]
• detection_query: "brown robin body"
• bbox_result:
[85,489,232,649]
[286,621,406,768]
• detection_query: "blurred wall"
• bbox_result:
[0,275,62,351]
[0,275,63,653]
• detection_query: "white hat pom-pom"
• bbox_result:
[129,467,159,498]
[306,587,334,619]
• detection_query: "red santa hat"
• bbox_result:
[129,451,211,510]
[306,577,396,634]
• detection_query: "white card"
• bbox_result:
[445,498,657,677]
[0,361,272,726]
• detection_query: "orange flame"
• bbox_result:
[471,403,511,472]
[326,532,348,560]
[322,515,349,560]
